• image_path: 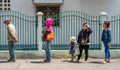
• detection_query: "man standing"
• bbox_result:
[4,18,18,62]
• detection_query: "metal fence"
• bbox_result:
[42,11,101,50]
[1,10,120,50]
[110,15,120,49]
[0,11,38,50]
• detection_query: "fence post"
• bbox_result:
[100,12,108,51]
[37,12,43,51]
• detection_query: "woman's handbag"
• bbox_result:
[81,31,88,45]
[81,39,88,45]
[46,32,54,40]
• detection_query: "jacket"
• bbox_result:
[101,29,111,43]
[7,23,17,42]
[77,28,92,44]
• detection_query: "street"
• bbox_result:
[0,59,120,70]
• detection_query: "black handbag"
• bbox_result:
[81,31,88,45]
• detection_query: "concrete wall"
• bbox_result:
[0,0,120,59]
[61,0,120,16]
[10,0,120,16]
[11,0,36,16]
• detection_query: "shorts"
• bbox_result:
[69,47,75,55]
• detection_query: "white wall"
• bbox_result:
[11,0,36,16]
[61,0,120,16]
[10,0,120,16]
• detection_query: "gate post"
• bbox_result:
[100,12,108,51]
[37,12,44,51]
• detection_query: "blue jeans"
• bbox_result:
[103,42,111,60]
[44,40,51,61]
[8,41,15,60]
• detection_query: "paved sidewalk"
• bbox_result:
[0,59,120,70]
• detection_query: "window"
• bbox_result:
[8,0,10,2]
[0,8,2,10]
[4,8,7,10]
[8,4,10,6]
[8,8,10,10]
[4,4,7,6]
[0,4,2,6]
[0,0,11,10]
[37,6,60,26]
[0,0,2,2]
[4,0,6,2]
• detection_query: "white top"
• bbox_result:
[7,23,17,42]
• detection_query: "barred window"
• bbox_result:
[0,0,11,10]
[37,6,60,26]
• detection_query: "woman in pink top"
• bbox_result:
[42,18,53,63]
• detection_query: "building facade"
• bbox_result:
[0,0,120,16]
[0,0,120,58]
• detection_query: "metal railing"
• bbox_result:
[110,15,120,49]
[0,11,38,50]
[42,10,101,50]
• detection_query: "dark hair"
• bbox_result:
[83,23,88,27]
[104,21,110,28]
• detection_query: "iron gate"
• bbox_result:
[0,11,38,50]
[42,11,101,50]
[110,15,120,49]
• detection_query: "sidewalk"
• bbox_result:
[0,59,120,70]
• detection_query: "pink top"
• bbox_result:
[45,18,53,31]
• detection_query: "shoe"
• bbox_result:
[44,59,47,62]
[7,59,12,62]
[7,59,16,62]
[44,60,50,63]
[107,59,111,63]
[107,61,111,63]
[12,59,16,62]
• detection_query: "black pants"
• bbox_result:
[77,44,89,61]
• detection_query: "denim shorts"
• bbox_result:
[69,47,75,55]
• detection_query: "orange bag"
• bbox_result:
[46,32,54,40]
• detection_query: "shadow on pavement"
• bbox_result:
[0,60,7,63]
[30,61,44,64]
[61,60,81,64]
[89,61,102,64]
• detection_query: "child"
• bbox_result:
[69,36,77,62]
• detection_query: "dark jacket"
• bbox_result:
[42,29,51,41]
[77,28,92,44]
[101,29,111,43]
